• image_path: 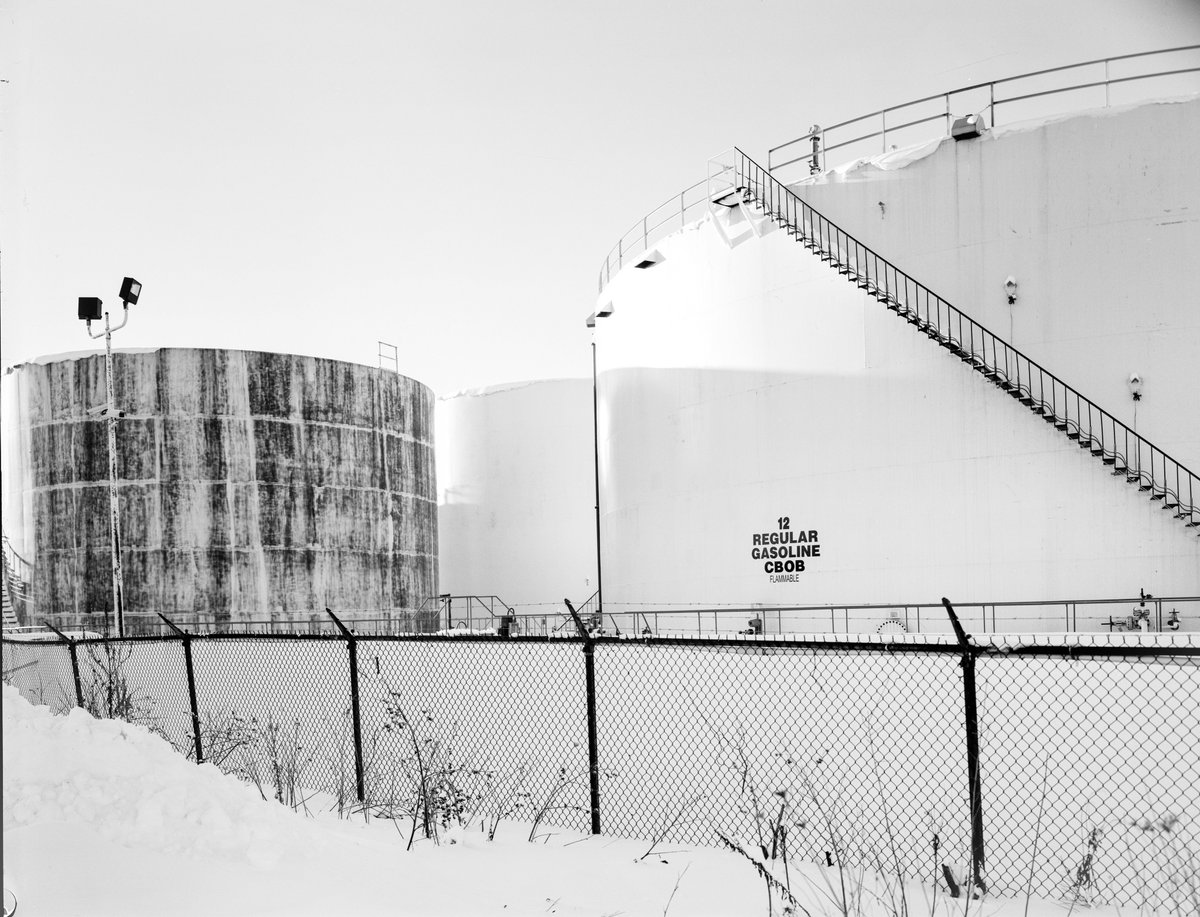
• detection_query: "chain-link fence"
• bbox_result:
[3,608,1197,909]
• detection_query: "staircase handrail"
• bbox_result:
[724,146,1197,525]
[2,534,34,581]
[1,534,35,623]
[768,45,1200,179]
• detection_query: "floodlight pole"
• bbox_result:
[87,305,129,638]
[589,326,603,625]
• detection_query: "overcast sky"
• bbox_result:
[3,0,1198,397]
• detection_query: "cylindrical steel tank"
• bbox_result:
[593,98,1200,615]
[436,379,596,615]
[1,348,437,631]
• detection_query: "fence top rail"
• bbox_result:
[6,630,1197,657]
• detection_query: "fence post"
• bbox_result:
[564,598,602,834]
[327,608,366,803]
[44,622,84,709]
[158,614,204,764]
[942,598,987,893]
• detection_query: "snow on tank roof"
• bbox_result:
[440,377,589,401]
[794,92,1199,186]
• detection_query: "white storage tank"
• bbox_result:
[593,97,1200,619]
[436,379,597,619]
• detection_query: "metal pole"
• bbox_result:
[158,614,204,763]
[942,598,987,891]
[564,599,602,834]
[46,622,84,708]
[327,609,366,803]
[103,312,126,638]
[591,340,603,623]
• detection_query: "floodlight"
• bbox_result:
[1128,372,1144,401]
[119,277,141,305]
[951,114,986,141]
[711,187,745,208]
[78,297,103,321]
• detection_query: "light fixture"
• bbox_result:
[119,277,141,305]
[634,249,664,270]
[711,187,745,208]
[75,274,141,638]
[1128,372,1143,401]
[951,113,986,141]
[78,297,103,321]
[1004,276,1018,305]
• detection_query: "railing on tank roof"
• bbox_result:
[769,44,1200,180]
[596,176,712,293]
[598,45,1200,293]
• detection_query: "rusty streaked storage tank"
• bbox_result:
[1,348,438,631]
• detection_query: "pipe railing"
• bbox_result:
[768,45,1200,180]
[597,176,712,293]
[598,47,1200,294]
[721,146,1198,528]
[17,595,1196,640]
[1,534,35,624]
[512,595,1200,637]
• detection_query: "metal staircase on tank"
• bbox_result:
[2,535,34,630]
[719,148,1199,532]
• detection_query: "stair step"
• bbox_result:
[1066,431,1080,439]
[1150,492,1166,500]
[1102,456,1116,464]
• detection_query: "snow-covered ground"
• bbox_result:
[4,635,1198,913]
[4,685,1192,917]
